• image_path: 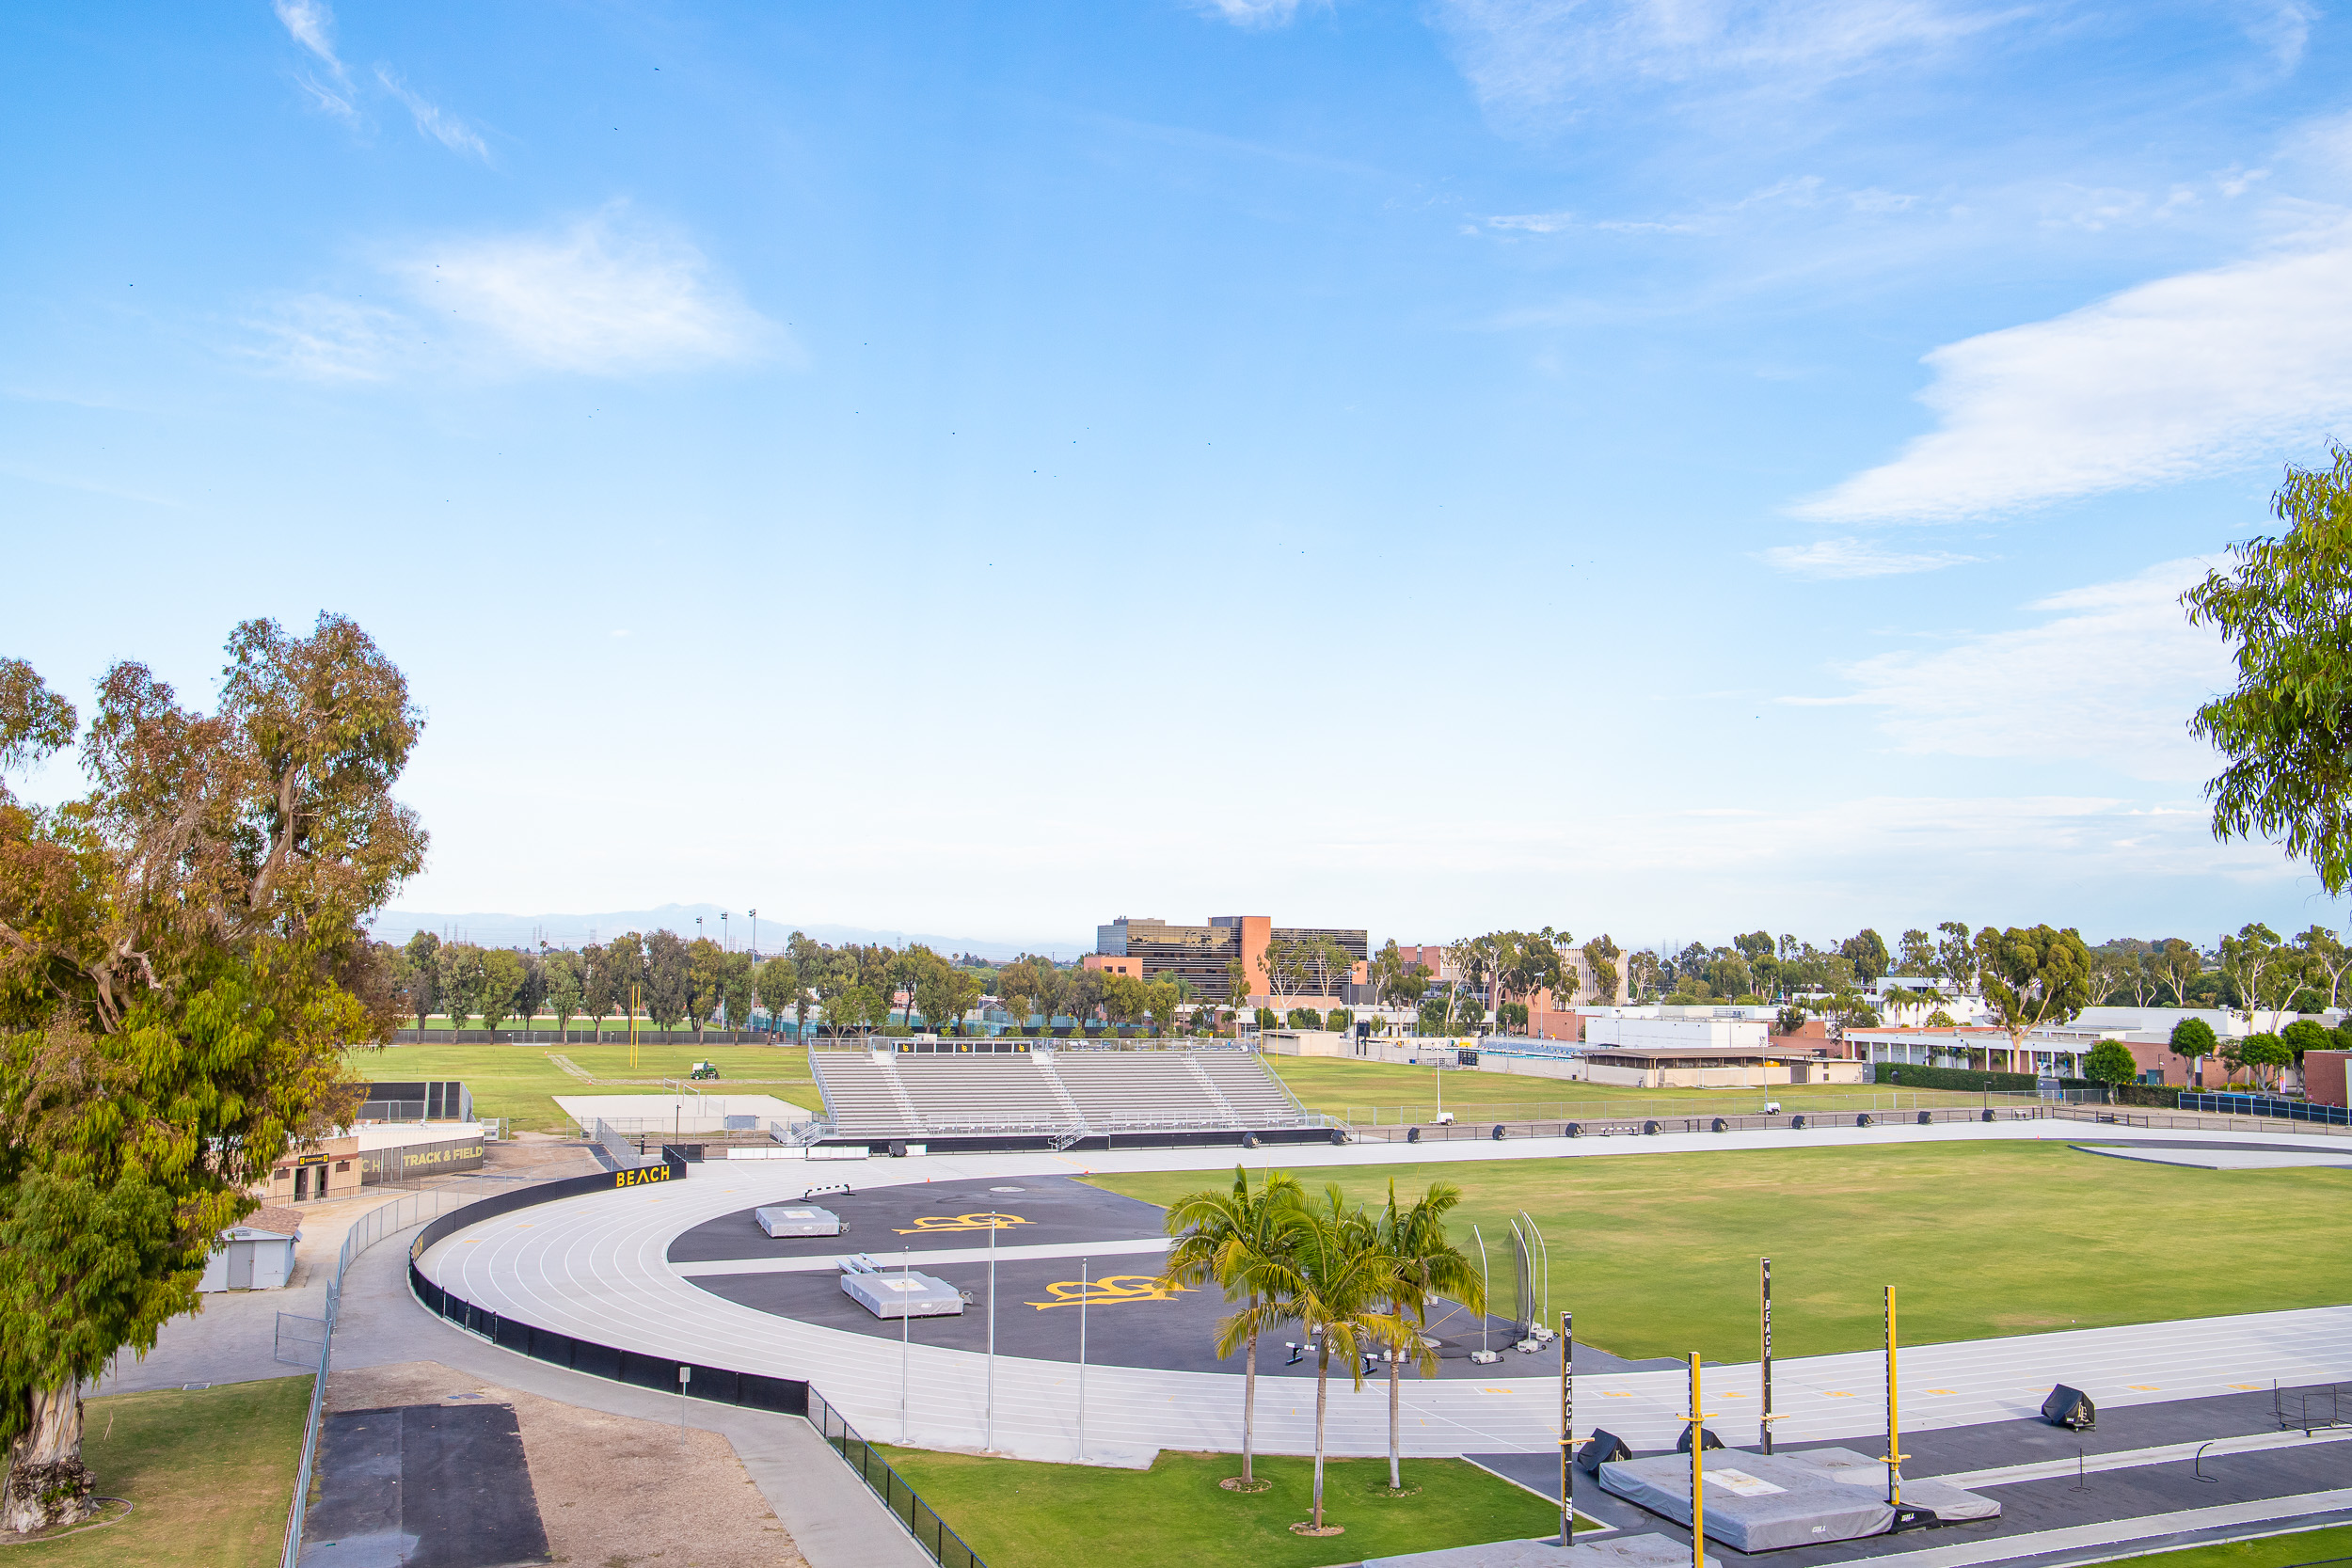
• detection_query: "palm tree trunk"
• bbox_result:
[1313,1340,1331,1528]
[1388,1346,1402,1489]
[1242,1314,1258,1485]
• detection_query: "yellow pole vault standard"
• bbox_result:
[1687,1353,1715,1568]
[1883,1286,1905,1507]
[629,983,642,1071]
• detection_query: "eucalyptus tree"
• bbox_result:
[1976,926,2094,1073]
[0,616,425,1529]
[1157,1166,1305,1490]
[2184,443,2352,894]
[542,948,585,1041]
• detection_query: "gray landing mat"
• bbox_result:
[1366,1533,1724,1568]
[300,1402,549,1568]
[1599,1449,1998,1552]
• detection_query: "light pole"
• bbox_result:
[1078,1257,1089,1462]
[986,1212,998,1450]
[722,911,730,951]
[902,1245,912,1444]
[750,908,758,958]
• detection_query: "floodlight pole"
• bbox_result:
[1883,1285,1905,1506]
[901,1246,912,1444]
[1473,1226,1491,1358]
[986,1212,998,1450]
[1079,1257,1089,1462]
[1560,1309,1574,1548]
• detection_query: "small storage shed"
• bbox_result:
[199,1206,302,1291]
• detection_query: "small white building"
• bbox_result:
[1585,1015,1772,1051]
[199,1207,301,1291]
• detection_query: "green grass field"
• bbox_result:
[882,1449,1565,1568]
[2116,1526,2352,1568]
[343,1039,818,1132]
[1091,1142,2352,1361]
[8,1379,310,1565]
[1262,1054,1997,1124]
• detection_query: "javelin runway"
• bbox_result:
[417,1124,2352,1467]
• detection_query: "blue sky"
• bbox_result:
[8,0,2352,952]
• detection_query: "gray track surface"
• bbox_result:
[420,1130,2352,1466]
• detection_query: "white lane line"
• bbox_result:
[1840,1488,2352,1568]
[674,1236,1171,1277]
[1930,1426,2352,1488]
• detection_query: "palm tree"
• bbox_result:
[1258,1185,1409,1531]
[1157,1165,1304,1489]
[1375,1179,1486,1491]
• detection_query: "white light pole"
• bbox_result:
[1078,1257,1089,1462]
[901,1245,912,1444]
[986,1213,998,1450]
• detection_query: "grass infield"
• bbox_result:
[1263,1053,1997,1123]
[880,1449,1565,1568]
[5,1378,310,1565]
[2115,1527,2352,1568]
[1090,1142,2352,1361]
[339,1039,818,1133]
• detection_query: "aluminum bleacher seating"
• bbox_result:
[807,1046,1326,1142]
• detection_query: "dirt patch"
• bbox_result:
[328,1362,803,1568]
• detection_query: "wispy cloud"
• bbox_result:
[1797,234,2352,522]
[246,211,782,381]
[274,0,356,119]
[1192,0,1313,25]
[1435,0,2013,125]
[375,67,488,161]
[1786,558,2229,779]
[1486,176,1922,240]
[1761,537,1979,578]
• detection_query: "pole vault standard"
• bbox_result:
[1760,1257,1775,1455]
[1687,1353,1713,1568]
[1883,1285,1905,1507]
[1559,1309,1574,1548]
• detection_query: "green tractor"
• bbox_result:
[689,1060,721,1082]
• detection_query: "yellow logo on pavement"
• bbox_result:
[1026,1275,1188,1310]
[891,1212,1033,1235]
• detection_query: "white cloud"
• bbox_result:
[393,214,774,374]
[1434,0,2008,122]
[1761,537,1978,578]
[1798,236,2352,521]
[247,213,780,381]
[274,0,357,119]
[241,293,409,381]
[1193,0,1312,24]
[375,67,489,161]
[1788,558,2231,780]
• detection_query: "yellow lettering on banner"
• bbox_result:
[612,1165,675,1189]
[1025,1275,1186,1310]
[891,1212,1031,1235]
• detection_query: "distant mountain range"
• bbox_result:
[369,903,1090,962]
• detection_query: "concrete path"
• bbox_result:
[415,1120,2352,1468]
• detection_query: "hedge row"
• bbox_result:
[1867,1062,2184,1107]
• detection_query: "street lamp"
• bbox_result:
[750,908,758,958]
[722,911,730,951]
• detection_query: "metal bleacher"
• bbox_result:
[803,1045,1338,1148]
